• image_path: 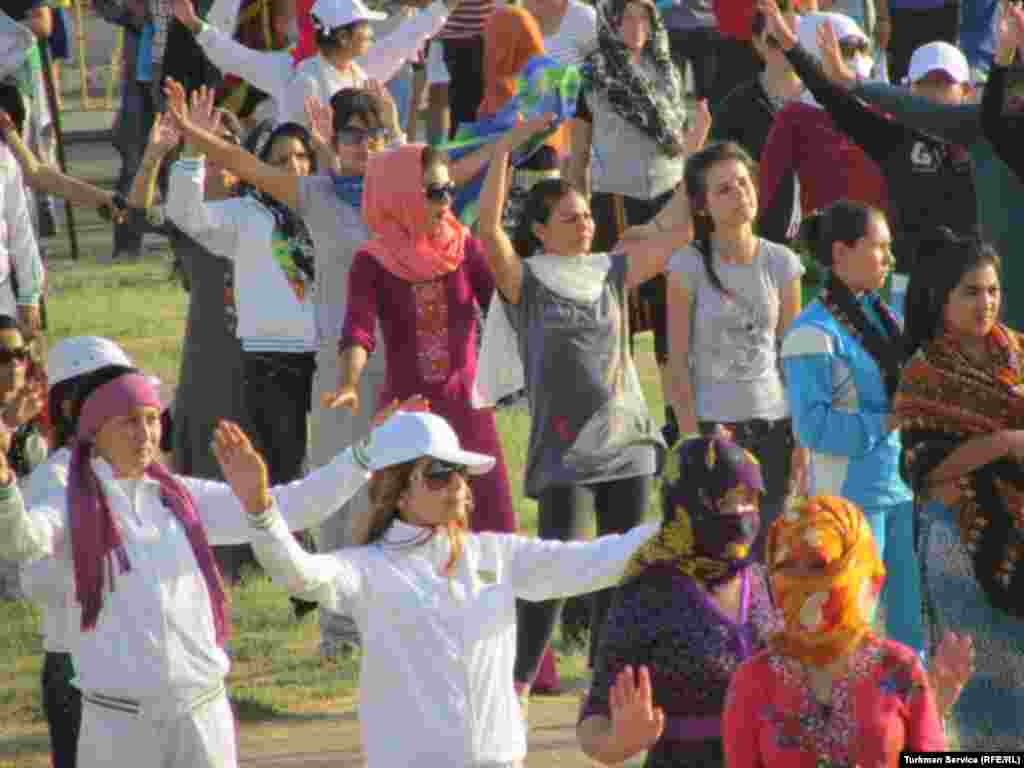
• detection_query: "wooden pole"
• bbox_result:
[37,36,81,262]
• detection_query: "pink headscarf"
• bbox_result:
[360,144,469,283]
[67,373,229,645]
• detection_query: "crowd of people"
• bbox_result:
[0,0,1023,764]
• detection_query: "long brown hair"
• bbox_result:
[362,459,473,577]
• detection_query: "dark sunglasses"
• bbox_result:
[838,37,871,58]
[335,127,393,146]
[0,346,30,365]
[421,459,469,490]
[424,181,456,203]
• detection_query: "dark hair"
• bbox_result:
[903,228,1001,357]
[683,141,756,295]
[799,199,884,270]
[511,178,580,258]
[0,84,27,136]
[58,365,139,448]
[257,121,318,173]
[315,19,366,54]
[421,145,446,173]
[330,88,386,140]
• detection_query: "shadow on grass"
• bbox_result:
[231,695,357,724]
[0,732,48,758]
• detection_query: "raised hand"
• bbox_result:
[608,666,664,758]
[929,631,975,717]
[4,375,46,430]
[305,96,335,149]
[321,385,360,413]
[502,112,557,150]
[212,420,272,516]
[365,79,403,142]
[684,99,711,154]
[189,85,223,137]
[817,21,857,86]
[148,112,183,156]
[173,0,203,34]
[757,0,797,49]
[163,78,192,134]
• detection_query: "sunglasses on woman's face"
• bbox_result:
[421,459,469,490]
[335,127,393,147]
[424,181,456,203]
[0,346,30,365]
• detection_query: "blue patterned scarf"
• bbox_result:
[331,172,365,212]
[440,55,581,228]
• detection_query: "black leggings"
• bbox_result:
[42,651,81,768]
[242,351,315,486]
[514,475,651,684]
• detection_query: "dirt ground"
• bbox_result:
[238,695,595,767]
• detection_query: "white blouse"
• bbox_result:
[248,507,659,767]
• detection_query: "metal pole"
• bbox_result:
[37,35,81,262]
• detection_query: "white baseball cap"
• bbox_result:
[907,41,970,84]
[46,336,133,388]
[363,412,496,475]
[311,0,386,33]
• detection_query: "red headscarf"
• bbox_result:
[361,144,469,283]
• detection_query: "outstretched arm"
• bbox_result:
[982,5,1024,182]
[0,113,121,214]
[477,115,558,303]
[164,79,301,211]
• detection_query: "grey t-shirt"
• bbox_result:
[669,239,804,423]
[505,254,661,499]
[296,175,386,376]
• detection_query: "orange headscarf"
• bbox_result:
[480,6,545,117]
[767,495,886,668]
[361,144,470,283]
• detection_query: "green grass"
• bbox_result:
[1,252,667,765]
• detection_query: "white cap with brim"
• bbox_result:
[907,41,970,85]
[47,337,133,388]
[364,412,496,475]
[311,0,386,33]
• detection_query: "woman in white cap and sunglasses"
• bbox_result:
[0,365,421,768]
[216,410,662,767]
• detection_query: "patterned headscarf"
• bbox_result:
[361,144,469,283]
[581,0,686,157]
[767,495,886,668]
[623,437,764,587]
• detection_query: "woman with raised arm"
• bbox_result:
[221,409,662,765]
[324,116,549,543]
[126,108,253,497]
[476,114,688,700]
[0,363,421,768]
[667,141,806,560]
[173,0,453,128]
[893,229,1024,748]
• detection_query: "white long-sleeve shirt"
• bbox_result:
[0,447,370,703]
[166,157,317,352]
[18,448,76,653]
[0,144,44,313]
[248,508,659,766]
[195,2,448,127]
